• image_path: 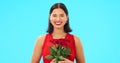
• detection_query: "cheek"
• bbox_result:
[50,18,56,25]
[50,16,56,21]
[62,18,67,23]
[50,20,54,24]
[50,17,54,22]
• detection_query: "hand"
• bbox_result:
[58,58,74,63]
[50,59,56,63]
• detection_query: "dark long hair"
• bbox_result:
[47,3,72,33]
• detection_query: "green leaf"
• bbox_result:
[50,47,57,55]
[62,48,70,58]
[52,47,58,52]
[57,49,61,56]
[58,56,64,61]
[46,46,71,63]
[55,56,59,63]
[50,47,57,52]
[45,55,54,59]
[64,48,70,54]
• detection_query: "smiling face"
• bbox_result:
[50,8,68,29]
[47,3,72,33]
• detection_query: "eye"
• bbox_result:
[52,14,57,17]
[60,14,65,17]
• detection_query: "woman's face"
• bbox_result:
[50,8,68,29]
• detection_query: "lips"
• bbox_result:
[54,21,62,25]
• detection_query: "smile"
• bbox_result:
[54,21,62,25]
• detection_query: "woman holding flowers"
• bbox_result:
[31,3,85,63]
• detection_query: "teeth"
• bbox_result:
[55,22,61,25]
[56,22,61,24]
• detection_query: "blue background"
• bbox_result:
[0,0,120,63]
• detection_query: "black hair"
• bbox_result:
[47,3,72,33]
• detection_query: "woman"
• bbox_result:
[31,3,85,63]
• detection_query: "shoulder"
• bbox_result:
[68,34,82,45]
[37,34,46,41]
[31,34,47,62]
[73,35,82,47]
[74,35,80,42]
[73,35,85,63]
[35,34,47,47]
[69,34,81,43]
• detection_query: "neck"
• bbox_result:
[52,28,67,39]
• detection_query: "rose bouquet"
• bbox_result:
[45,39,71,63]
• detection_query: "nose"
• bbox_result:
[56,16,60,21]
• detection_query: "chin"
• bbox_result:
[54,26,64,29]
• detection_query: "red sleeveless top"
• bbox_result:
[42,33,76,63]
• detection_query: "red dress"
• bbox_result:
[42,33,76,63]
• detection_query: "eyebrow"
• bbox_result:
[53,13,64,15]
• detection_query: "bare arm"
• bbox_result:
[74,36,85,63]
[31,35,46,63]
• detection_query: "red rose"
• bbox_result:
[50,39,70,48]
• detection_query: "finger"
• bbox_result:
[58,61,65,63]
[63,58,74,63]
[50,59,56,63]
[63,58,68,61]
[52,59,56,61]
